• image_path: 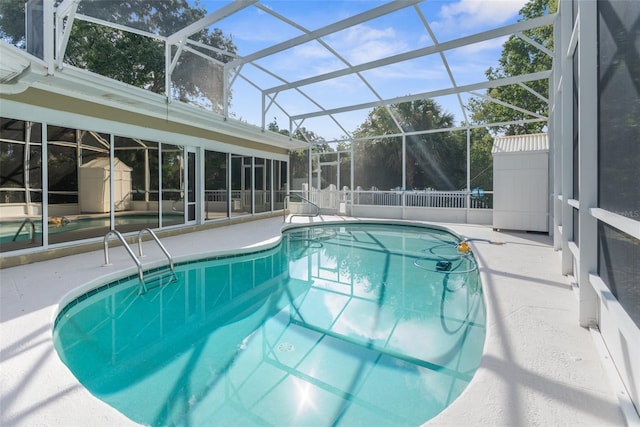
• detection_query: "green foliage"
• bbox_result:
[352,100,465,190]
[467,0,557,135]
[0,1,237,111]
[468,128,494,190]
[0,0,25,46]
[270,118,335,184]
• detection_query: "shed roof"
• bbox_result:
[492,133,548,155]
[79,157,132,171]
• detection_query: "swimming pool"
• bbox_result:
[53,223,486,426]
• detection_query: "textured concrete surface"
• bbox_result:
[0,216,629,426]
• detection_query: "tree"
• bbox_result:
[0,1,237,112]
[269,118,334,187]
[352,100,465,190]
[467,127,494,191]
[467,0,557,135]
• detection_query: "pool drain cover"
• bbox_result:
[276,342,294,352]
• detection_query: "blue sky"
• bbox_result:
[196,0,531,141]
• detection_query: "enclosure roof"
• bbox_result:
[1,0,556,145]
[492,132,549,154]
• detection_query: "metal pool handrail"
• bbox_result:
[137,228,174,274]
[284,193,320,222]
[12,218,36,242]
[103,230,144,283]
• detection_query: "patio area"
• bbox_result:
[0,216,628,426]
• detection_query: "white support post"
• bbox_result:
[43,0,54,74]
[466,127,471,216]
[165,42,172,103]
[560,0,574,276]
[223,64,229,119]
[401,134,406,218]
[41,121,49,248]
[109,134,115,230]
[577,0,599,328]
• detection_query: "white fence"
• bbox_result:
[351,190,492,209]
[288,188,493,225]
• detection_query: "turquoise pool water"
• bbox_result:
[53,223,486,426]
[1,215,145,241]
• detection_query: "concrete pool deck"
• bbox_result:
[0,216,633,426]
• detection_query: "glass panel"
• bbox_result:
[114,136,159,233]
[598,221,640,328]
[230,155,251,217]
[0,119,43,252]
[187,152,196,222]
[597,0,640,218]
[46,127,76,244]
[46,126,113,244]
[1,141,25,189]
[273,160,287,210]
[204,150,228,220]
[170,49,225,113]
[266,159,272,211]
[65,19,165,96]
[254,158,269,214]
[289,148,309,191]
[161,143,184,227]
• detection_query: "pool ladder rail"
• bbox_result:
[103,228,176,294]
[12,218,37,242]
[283,193,320,223]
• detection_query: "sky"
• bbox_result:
[191,0,531,141]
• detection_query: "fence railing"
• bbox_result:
[350,190,492,209]
[204,188,493,212]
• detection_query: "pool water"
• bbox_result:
[53,223,486,426]
[0,213,183,243]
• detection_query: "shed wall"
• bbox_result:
[493,152,548,232]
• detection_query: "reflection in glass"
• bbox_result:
[273,160,287,211]
[114,136,159,233]
[204,150,228,220]
[47,126,111,244]
[230,155,251,217]
[254,157,268,213]
[0,119,43,252]
[187,151,196,222]
[170,49,225,113]
[161,143,185,227]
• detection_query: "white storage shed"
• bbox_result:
[492,133,549,232]
[79,157,132,213]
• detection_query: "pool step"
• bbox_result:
[141,269,177,293]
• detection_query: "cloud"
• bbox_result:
[440,0,529,26]
[326,24,409,64]
[433,0,528,32]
